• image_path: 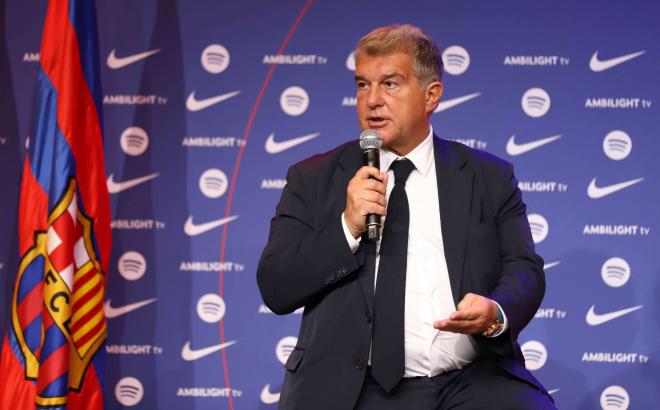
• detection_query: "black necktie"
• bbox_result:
[371,158,415,393]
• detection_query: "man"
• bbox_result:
[257,24,555,409]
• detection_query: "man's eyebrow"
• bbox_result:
[380,72,405,81]
[354,72,405,82]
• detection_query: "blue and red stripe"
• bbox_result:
[16,255,45,304]
[29,70,77,211]
[66,0,103,125]
[38,0,110,270]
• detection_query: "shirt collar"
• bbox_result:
[380,125,434,177]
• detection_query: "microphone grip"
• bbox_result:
[363,148,381,241]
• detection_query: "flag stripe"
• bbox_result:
[74,315,105,352]
[71,282,102,320]
[71,272,101,309]
[71,287,103,330]
[17,255,45,304]
[38,373,69,399]
[42,308,55,329]
[22,316,43,354]
[18,160,49,256]
[37,344,69,393]
[72,302,103,339]
[73,307,103,343]
[30,70,77,210]
[66,0,103,123]
[17,282,44,329]
[73,263,95,283]
[39,321,67,363]
[40,0,110,270]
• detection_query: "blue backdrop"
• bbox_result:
[1,0,658,409]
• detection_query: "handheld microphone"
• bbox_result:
[359,129,383,241]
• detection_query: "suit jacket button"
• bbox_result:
[365,311,372,323]
[354,358,364,370]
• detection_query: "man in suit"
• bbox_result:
[257,24,556,409]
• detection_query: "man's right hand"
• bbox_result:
[344,166,388,238]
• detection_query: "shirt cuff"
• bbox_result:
[485,299,509,338]
[341,212,361,253]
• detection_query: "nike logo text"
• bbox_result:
[260,384,281,404]
[105,298,157,319]
[587,177,643,199]
[585,305,642,326]
[506,134,561,156]
[107,49,161,69]
[181,341,236,361]
[107,173,160,194]
[186,91,240,111]
[434,92,481,113]
[184,215,239,236]
[589,50,645,72]
[265,132,319,154]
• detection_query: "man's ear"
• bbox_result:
[425,81,443,114]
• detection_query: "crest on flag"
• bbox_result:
[11,180,106,407]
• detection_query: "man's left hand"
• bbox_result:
[433,293,498,334]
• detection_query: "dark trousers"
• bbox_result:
[354,359,556,410]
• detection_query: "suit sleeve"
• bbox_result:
[486,162,545,345]
[257,165,363,314]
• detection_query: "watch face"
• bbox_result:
[483,322,504,337]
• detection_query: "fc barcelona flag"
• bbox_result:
[0,0,110,409]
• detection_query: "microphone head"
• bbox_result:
[359,129,382,150]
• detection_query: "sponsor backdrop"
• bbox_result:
[1,0,658,409]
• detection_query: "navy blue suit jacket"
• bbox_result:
[257,136,548,410]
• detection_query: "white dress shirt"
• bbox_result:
[342,126,508,377]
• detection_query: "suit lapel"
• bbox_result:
[433,136,473,305]
[335,142,375,312]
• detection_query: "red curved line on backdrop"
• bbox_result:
[218,1,315,408]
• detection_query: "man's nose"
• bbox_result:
[366,86,384,108]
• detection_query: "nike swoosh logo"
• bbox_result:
[434,92,481,113]
[107,48,161,69]
[181,340,236,361]
[265,132,319,154]
[506,134,561,156]
[548,389,560,395]
[105,298,157,319]
[587,177,644,199]
[585,305,642,326]
[543,261,560,271]
[186,91,240,112]
[184,215,239,236]
[260,384,281,404]
[589,50,645,72]
[107,173,160,194]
